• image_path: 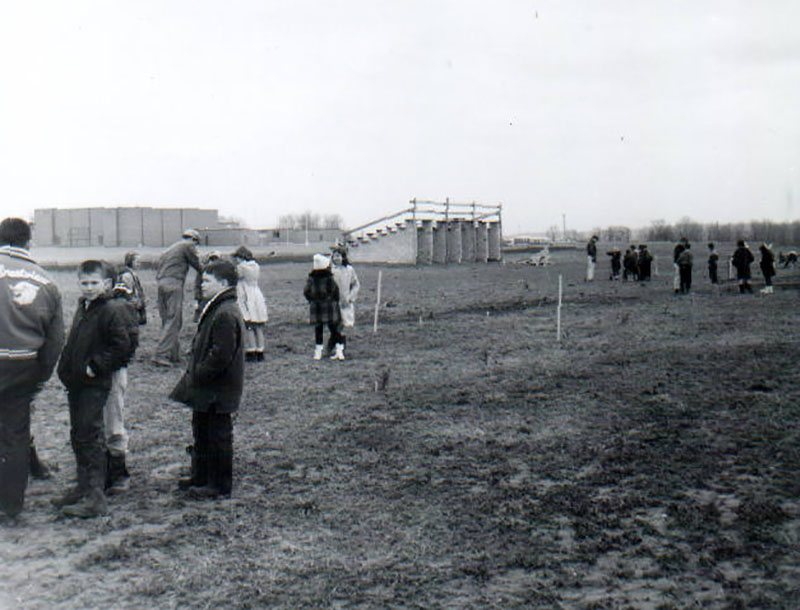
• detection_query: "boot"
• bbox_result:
[178,444,208,490]
[105,453,130,493]
[313,345,323,360]
[51,485,86,508]
[61,488,108,519]
[29,441,52,480]
[256,352,265,362]
[330,343,345,361]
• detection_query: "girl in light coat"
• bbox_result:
[330,247,360,360]
[232,246,268,361]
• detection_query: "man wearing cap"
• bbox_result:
[0,218,64,520]
[152,229,202,367]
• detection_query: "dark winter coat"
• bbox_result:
[169,287,244,414]
[732,246,755,280]
[57,295,134,391]
[304,269,340,325]
[586,240,597,262]
[116,266,147,325]
[759,247,776,279]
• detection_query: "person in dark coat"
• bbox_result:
[707,243,719,284]
[759,243,776,295]
[55,260,133,518]
[585,235,599,281]
[606,249,621,280]
[637,245,652,281]
[677,243,693,293]
[672,238,688,293]
[731,240,755,293]
[623,247,638,281]
[170,259,244,498]
[0,218,65,520]
[304,254,341,360]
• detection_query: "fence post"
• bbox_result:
[373,270,383,333]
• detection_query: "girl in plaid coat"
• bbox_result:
[303,254,341,360]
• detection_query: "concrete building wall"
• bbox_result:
[32,207,221,247]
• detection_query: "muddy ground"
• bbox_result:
[1,245,799,609]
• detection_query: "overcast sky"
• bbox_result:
[1,1,798,235]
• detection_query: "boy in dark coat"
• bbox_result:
[759,243,776,295]
[304,254,341,360]
[677,243,693,293]
[707,243,719,284]
[637,245,652,281]
[170,259,244,498]
[732,240,755,293]
[55,261,133,518]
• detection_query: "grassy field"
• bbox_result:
[2,245,799,609]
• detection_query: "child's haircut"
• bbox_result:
[205,259,238,287]
[124,251,139,268]
[0,218,32,247]
[79,260,115,280]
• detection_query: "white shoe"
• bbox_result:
[313,345,323,360]
[332,343,345,361]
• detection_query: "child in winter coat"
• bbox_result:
[170,259,245,498]
[759,243,776,294]
[103,252,146,491]
[55,260,134,518]
[329,246,360,360]
[232,246,268,362]
[304,254,341,360]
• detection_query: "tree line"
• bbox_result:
[277,212,343,230]
[590,217,800,246]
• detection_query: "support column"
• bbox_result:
[432,221,447,264]
[488,221,503,262]
[461,221,476,263]
[416,220,433,265]
[446,220,463,264]
[475,221,489,263]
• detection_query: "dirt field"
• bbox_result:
[2,245,799,609]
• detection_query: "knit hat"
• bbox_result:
[182,229,200,242]
[313,254,330,270]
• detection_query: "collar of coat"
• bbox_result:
[199,286,237,322]
[0,245,36,263]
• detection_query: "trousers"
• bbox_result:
[192,410,233,494]
[0,360,40,517]
[68,386,110,492]
[155,279,185,363]
[104,367,128,457]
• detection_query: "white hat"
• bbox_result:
[313,253,330,270]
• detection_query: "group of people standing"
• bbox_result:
[0,218,363,522]
[586,235,778,295]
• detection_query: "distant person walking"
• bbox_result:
[232,246,268,362]
[330,246,360,361]
[0,218,65,521]
[607,248,621,280]
[707,243,719,284]
[672,238,688,294]
[677,243,693,293]
[586,235,598,281]
[152,229,202,367]
[759,243,776,295]
[731,240,755,294]
[304,254,341,360]
[637,245,652,281]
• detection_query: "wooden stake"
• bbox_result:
[557,274,563,342]
[373,270,383,333]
